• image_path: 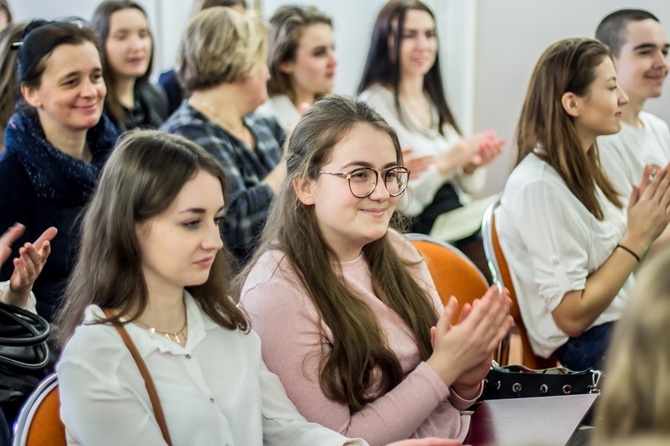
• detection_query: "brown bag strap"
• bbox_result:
[102,309,173,446]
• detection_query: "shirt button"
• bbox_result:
[210,397,215,403]
[186,354,192,359]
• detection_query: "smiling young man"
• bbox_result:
[596,9,670,195]
[596,9,670,256]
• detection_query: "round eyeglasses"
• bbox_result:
[319,166,410,198]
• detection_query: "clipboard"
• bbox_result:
[429,194,499,242]
[464,393,599,446]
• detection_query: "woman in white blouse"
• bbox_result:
[358,0,504,236]
[497,38,670,371]
[257,5,336,130]
[53,131,367,446]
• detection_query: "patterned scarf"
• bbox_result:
[3,111,119,203]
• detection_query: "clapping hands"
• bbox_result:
[426,286,513,398]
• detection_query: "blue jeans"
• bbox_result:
[554,322,614,371]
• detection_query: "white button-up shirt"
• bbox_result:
[58,292,366,446]
[497,153,632,358]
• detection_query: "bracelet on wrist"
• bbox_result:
[616,244,641,263]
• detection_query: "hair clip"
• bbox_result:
[10,41,22,50]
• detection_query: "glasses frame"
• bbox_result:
[318,166,410,198]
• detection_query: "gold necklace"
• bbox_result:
[191,99,222,124]
[135,313,188,345]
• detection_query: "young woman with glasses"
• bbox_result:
[238,95,512,445]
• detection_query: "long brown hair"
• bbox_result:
[237,94,438,412]
[516,38,621,219]
[54,131,248,349]
[91,0,154,128]
[595,250,670,442]
[358,0,460,135]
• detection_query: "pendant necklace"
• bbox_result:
[136,312,188,345]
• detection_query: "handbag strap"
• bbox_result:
[102,309,173,446]
[0,301,51,345]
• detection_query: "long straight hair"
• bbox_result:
[91,0,154,128]
[236,95,438,412]
[54,131,248,349]
[516,38,621,218]
[358,0,460,135]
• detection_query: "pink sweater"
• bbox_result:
[240,232,476,446]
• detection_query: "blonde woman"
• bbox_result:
[158,0,247,114]
[594,249,670,443]
[160,7,285,263]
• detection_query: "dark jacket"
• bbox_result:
[158,68,183,116]
[108,80,169,133]
[0,111,119,320]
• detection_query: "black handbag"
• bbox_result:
[480,362,602,400]
[0,301,52,422]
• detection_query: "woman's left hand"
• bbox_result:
[4,227,57,306]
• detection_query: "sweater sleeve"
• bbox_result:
[242,281,451,446]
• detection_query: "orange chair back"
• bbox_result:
[484,201,558,369]
[13,374,66,446]
[408,234,488,319]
